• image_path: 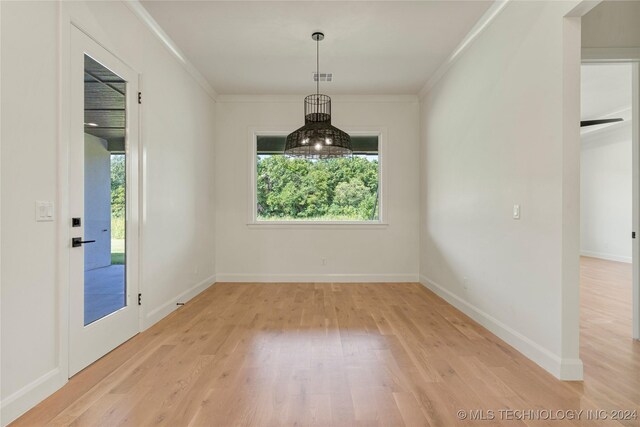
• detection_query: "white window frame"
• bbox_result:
[248,127,388,228]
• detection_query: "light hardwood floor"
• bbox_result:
[10,257,640,426]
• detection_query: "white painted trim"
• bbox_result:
[247,127,388,226]
[0,368,66,426]
[580,251,632,264]
[559,358,586,380]
[137,72,146,333]
[216,274,418,283]
[419,275,584,380]
[143,275,216,329]
[582,48,640,62]
[124,0,218,101]
[0,0,3,422]
[247,222,388,229]
[561,14,583,380]
[418,0,511,98]
[218,94,418,104]
[57,0,72,400]
[634,62,640,340]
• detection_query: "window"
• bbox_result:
[253,133,382,223]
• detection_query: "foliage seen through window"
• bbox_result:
[257,154,379,221]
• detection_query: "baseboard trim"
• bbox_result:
[1,368,67,426]
[580,251,632,264]
[144,274,216,329]
[560,358,585,381]
[215,273,419,283]
[419,275,583,380]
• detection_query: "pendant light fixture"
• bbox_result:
[285,32,352,159]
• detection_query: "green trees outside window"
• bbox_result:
[257,155,379,221]
[110,154,125,264]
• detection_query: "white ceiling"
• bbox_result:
[140,0,493,95]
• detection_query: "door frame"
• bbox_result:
[581,49,640,340]
[60,21,143,378]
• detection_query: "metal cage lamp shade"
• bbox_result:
[285,33,352,159]
[285,94,352,159]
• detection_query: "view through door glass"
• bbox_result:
[84,55,127,325]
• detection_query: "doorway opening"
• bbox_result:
[579,61,638,370]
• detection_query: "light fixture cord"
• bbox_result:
[316,35,319,95]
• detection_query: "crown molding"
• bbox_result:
[124,0,218,101]
[418,0,511,100]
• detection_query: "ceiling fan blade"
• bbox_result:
[580,118,623,127]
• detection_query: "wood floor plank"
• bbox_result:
[10,258,640,426]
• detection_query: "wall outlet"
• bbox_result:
[321,258,327,266]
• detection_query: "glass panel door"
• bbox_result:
[83,55,127,325]
[69,26,139,376]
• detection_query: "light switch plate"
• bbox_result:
[513,204,520,220]
[36,201,55,222]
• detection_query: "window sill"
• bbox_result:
[247,221,388,230]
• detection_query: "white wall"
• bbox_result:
[581,125,632,263]
[419,1,583,379]
[0,2,216,424]
[84,133,111,270]
[215,95,419,282]
[1,2,60,420]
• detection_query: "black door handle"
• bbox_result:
[72,237,96,247]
